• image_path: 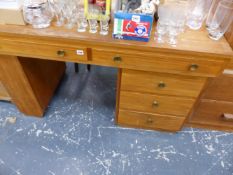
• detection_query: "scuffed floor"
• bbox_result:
[0,63,233,175]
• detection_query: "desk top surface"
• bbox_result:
[0,24,232,57]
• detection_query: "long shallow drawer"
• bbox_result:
[92,49,225,77]
[202,74,233,102]
[119,91,195,117]
[0,81,11,101]
[0,41,88,62]
[121,69,206,98]
[189,99,233,129]
[118,109,185,131]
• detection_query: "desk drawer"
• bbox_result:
[92,49,225,77]
[0,41,88,62]
[190,100,233,129]
[118,110,185,131]
[119,91,195,117]
[121,69,206,98]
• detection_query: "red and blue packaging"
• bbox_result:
[113,12,154,42]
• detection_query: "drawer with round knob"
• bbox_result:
[121,69,206,98]
[117,109,185,131]
[0,40,89,62]
[91,49,226,77]
[119,91,195,117]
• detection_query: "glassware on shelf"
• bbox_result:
[48,0,65,27]
[155,21,167,43]
[155,2,187,46]
[99,15,110,35]
[77,8,88,32]
[23,0,54,29]
[206,0,221,30]
[87,13,98,34]
[186,0,213,30]
[62,1,77,29]
[208,0,233,40]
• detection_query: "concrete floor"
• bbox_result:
[0,63,233,175]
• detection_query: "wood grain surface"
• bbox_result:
[119,91,195,117]
[121,69,207,98]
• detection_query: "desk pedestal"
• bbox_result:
[0,55,66,117]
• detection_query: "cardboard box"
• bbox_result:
[0,8,25,25]
[113,12,154,42]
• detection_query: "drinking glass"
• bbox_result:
[23,0,53,28]
[87,13,98,34]
[99,15,110,35]
[206,0,221,29]
[48,0,65,27]
[62,0,77,29]
[208,0,233,40]
[186,0,213,30]
[155,4,170,43]
[77,9,87,32]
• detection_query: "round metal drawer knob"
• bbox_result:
[158,81,166,88]
[152,100,159,107]
[189,64,199,71]
[113,56,122,62]
[147,118,154,124]
[57,50,65,57]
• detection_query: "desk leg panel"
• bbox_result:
[0,55,66,117]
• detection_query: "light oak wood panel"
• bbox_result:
[0,40,89,63]
[121,69,207,98]
[201,74,233,102]
[0,81,11,101]
[0,55,65,117]
[92,49,226,77]
[188,99,233,130]
[119,91,195,117]
[0,55,44,116]
[19,57,66,113]
[225,22,233,49]
[118,109,185,131]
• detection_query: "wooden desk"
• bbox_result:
[0,24,232,131]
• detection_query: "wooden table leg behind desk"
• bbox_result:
[0,55,66,117]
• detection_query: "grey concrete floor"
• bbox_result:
[0,63,233,175]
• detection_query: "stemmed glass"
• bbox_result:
[155,2,187,46]
[77,8,88,32]
[186,0,213,30]
[48,0,65,27]
[87,6,99,34]
[99,15,110,35]
[62,1,77,29]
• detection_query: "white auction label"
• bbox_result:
[76,50,84,56]
[223,69,233,75]
[132,15,140,23]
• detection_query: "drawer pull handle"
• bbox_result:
[152,100,159,108]
[113,56,122,62]
[189,64,199,71]
[158,81,166,88]
[147,118,154,124]
[57,50,65,57]
[221,113,233,121]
